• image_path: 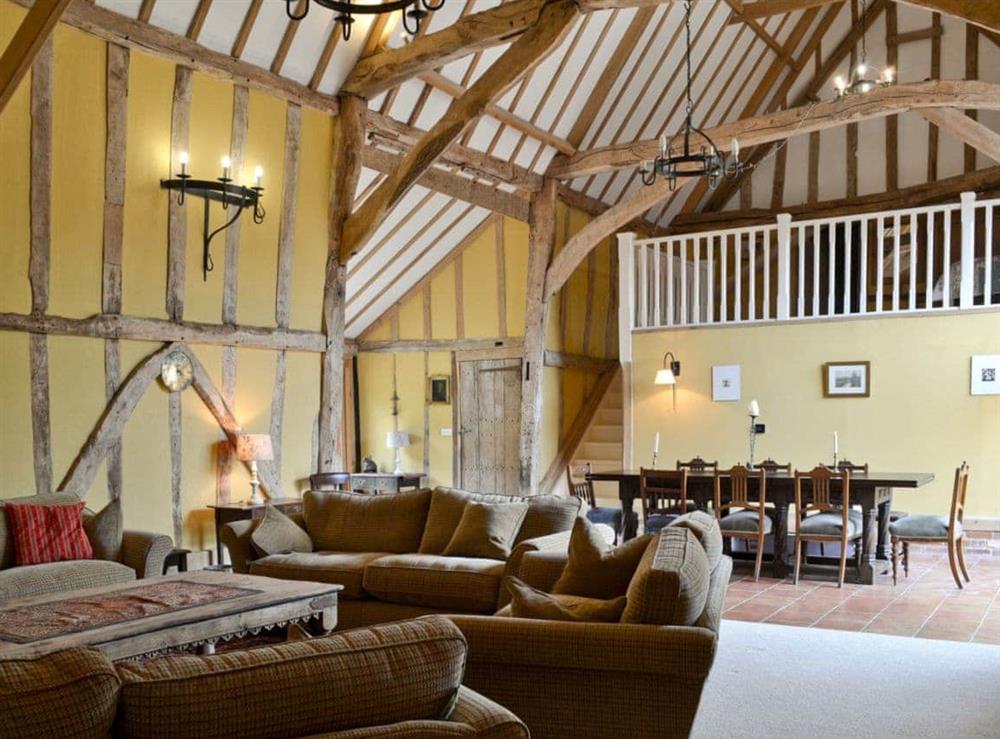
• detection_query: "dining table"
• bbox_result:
[585,469,935,585]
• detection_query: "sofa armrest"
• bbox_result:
[218,519,259,573]
[499,529,573,608]
[121,530,173,578]
[516,550,568,593]
[696,554,733,633]
[449,686,530,739]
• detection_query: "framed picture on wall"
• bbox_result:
[428,375,451,404]
[971,355,1000,396]
[823,361,871,398]
[712,365,741,401]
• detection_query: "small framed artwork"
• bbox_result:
[823,361,871,398]
[712,364,741,401]
[428,375,451,404]
[971,355,1000,396]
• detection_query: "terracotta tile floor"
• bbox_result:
[723,532,1000,645]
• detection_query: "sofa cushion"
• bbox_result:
[667,511,724,570]
[0,559,135,600]
[621,528,711,627]
[442,501,528,560]
[115,616,467,739]
[251,504,314,557]
[0,493,83,570]
[552,517,652,600]
[84,498,124,562]
[505,576,627,623]
[0,647,120,739]
[304,489,431,553]
[363,554,506,612]
[250,551,388,600]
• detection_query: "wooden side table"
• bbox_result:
[349,473,424,494]
[209,498,303,566]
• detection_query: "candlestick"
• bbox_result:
[254,165,263,188]
[179,151,189,176]
[833,431,839,468]
[654,432,660,455]
[748,399,760,417]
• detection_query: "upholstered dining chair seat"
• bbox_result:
[644,513,680,534]
[800,510,863,537]
[889,514,959,540]
[585,506,623,530]
[720,509,773,534]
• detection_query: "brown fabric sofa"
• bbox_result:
[0,493,173,601]
[220,487,582,629]
[449,513,734,739]
[0,615,528,739]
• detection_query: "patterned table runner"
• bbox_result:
[0,580,259,643]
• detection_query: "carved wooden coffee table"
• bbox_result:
[0,571,340,661]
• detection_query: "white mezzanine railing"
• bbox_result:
[618,192,999,331]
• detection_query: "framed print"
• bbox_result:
[712,365,741,401]
[971,355,1000,396]
[823,361,871,398]
[428,375,451,404]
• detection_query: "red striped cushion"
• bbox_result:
[5,502,94,566]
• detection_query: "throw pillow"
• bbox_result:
[552,517,652,599]
[441,501,529,560]
[84,498,124,562]
[5,501,94,566]
[621,528,711,627]
[667,511,723,571]
[304,488,432,553]
[0,492,83,569]
[250,505,314,557]
[515,494,582,544]
[505,576,627,623]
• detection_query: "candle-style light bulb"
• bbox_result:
[660,134,667,158]
[856,62,867,76]
[834,75,846,93]
[179,151,189,176]
[221,156,232,180]
[731,138,740,159]
[254,165,263,188]
[882,66,894,83]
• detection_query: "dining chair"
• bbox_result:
[677,457,719,473]
[714,465,770,581]
[889,462,970,589]
[566,465,623,542]
[639,468,690,534]
[753,458,791,474]
[793,466,862,588]
[835,459,869,475]
[309,472,352,491]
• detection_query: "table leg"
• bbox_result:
[769,500,789,579]
[877,494,892,560]
[620,480,639,541]
[859,496,878,585]
[214,511,224,567]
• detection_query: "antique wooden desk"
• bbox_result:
[586,469,934,585]
[209,497,304,566]
[349,473,424,493]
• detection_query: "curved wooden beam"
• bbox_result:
[548,80,1000,180]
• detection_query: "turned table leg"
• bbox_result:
[769,500,790,579]
[859,494,878,585]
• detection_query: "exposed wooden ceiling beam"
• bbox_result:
[8,0,340,115]
[342,0,550,98]
[309,22,341,90]
[340,0,578,262]
[271,0,306,75]
[231,0,261,58]
[186,0,212,41]
[728,0,840,23]
[918,107,1000,164]
[898,1,1000,34]
[137,0,156,23]
[721,0,795,65]
[0,0,73,114]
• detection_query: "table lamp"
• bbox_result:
[235,433,273,505]
[386,431,410,475]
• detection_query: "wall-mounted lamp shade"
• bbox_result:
[386,431,411,450]
[655,368,677,385]
[235,434,273,462]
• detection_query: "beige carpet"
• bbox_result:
[692,619,1000,738]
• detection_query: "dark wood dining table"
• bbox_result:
[585,469,934,585]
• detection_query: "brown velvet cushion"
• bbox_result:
[505,576,627,623]
[667,511,723,571]
[442,501,528,560]
[251,504,314,557]
[0,647,121,739]
[84,498,124,562]
[304,488,431,553]
[115,616,467,739]
[621,528,711,627]
[551,517,652,599]
[1,492,82,570]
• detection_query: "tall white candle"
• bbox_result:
[748,399,760,417]
[833,431,839,455]
[654,432,660,455]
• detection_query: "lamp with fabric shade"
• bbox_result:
[386,431,410,475]
[235,434,273,505]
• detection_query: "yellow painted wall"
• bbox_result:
[0,9,329,550]
[631,312,1000,519]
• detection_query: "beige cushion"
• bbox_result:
[0,559,135,600]
[1,493,82,570]
[0,647,121,739]
[115,616,467,739]
[363,554,505,612]
[250,551,389,600]
[505,576,627,623]
[304,489,431,553]
[83,498,124,562]
[552,517,652,600]
[515,495,581,544]
[442,501,528,560]
[667,511,723,570]
[251,504,314,557]
[621,528,711,627]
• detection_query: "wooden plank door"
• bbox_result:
[458,358,521,494]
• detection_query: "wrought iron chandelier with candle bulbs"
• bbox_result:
[833,0,895,97]
[640,0,748,191]
[285,0,445,41]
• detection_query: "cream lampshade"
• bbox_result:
[235,434,273,506]
[386,431,410,475]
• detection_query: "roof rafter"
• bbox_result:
[918,107,1000,164]
[725,0,1000,33]
[0,0,73,114]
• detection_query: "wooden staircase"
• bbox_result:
[569,371,623,505]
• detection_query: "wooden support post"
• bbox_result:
[617,232,635,472]
[0,0,72,114]
[965,24,979,173]
[167,66,192,322]
[519,178,557,495]
[885,3,898,192]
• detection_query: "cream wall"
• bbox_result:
[631,312,1000,519]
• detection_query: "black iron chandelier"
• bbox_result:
[639,1,748,191]
[833,0,895,97]
[286,0,445,41]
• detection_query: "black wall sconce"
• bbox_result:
[161,154,265,280]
